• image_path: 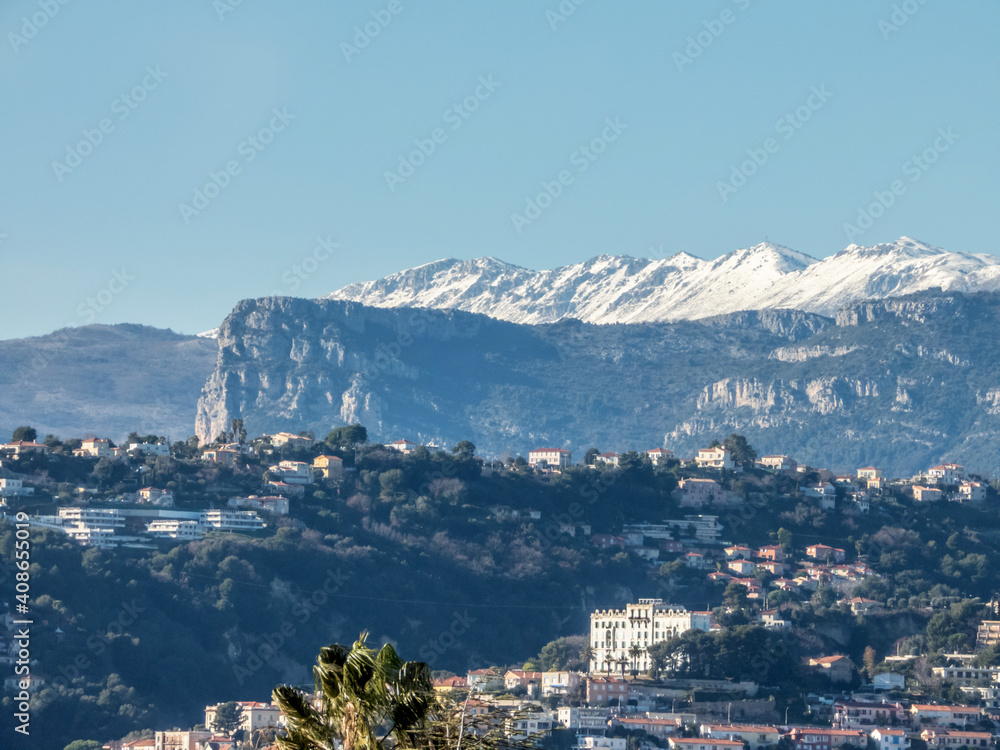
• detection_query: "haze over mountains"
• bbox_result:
[0,325,217,442]
[327,237,1000,325]
[6,237,1000,475]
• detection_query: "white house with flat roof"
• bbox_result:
[228,495,289,515]
[127,442,170,456]
[0,478,32,496]
[146,519,203,540]
[528,448,572,469]
[958,481,986,502]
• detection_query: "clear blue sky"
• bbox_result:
[2,0,998,339]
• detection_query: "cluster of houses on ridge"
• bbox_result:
[3,432,989,509]
[520,447,988,521]
[0,434,993,562]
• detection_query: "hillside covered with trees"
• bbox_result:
[3,426,1000,747]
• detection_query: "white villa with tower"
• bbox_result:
[589,599,712,674]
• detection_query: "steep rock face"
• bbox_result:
[328,237,1000,325]
[197,291,1000,475]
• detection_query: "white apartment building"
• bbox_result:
[590,599,712,673]
[662,515,723,544]
[958,481,986,502]
[506,709,557,740]
[146,519,203,540]
[127,442,170,456]
[558,706,611,731]
[931,665,1000,686]
[203,509,265,531]
[529,448,572,469]
[64,526,119,548]
[928,463,964,482]
[696,447,734,470]
[58,507,126,528]
[228,495,290,515]
[0,478,33,496]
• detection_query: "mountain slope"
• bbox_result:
[197,292,1000,476]
[327,238,1000,324]
[0,324,218,442]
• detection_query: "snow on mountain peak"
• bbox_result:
[326,238,999,325]
[721,242,818,273]
[840,236,943,260]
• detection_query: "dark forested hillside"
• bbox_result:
[4,441,1000,747]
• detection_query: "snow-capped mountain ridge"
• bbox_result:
[327,237,1000,325]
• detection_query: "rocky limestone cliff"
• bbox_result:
[196,291,1000,475]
